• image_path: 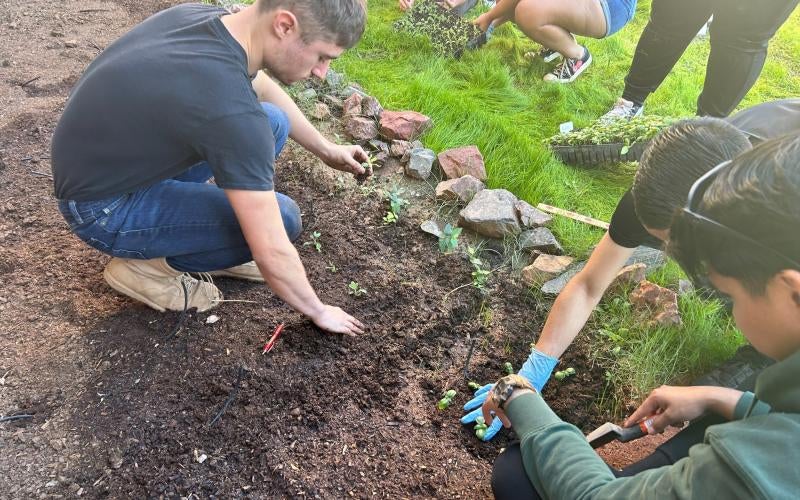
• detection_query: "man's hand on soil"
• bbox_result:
[320,142,368,176]
[311,304,365,337]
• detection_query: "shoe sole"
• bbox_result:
[542,51,561,63]
[207,270,265,283]
[104,263,222,313]
[544,54,592,83]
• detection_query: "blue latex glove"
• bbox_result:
[460,348,559,441]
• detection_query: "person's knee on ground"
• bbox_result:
[492,443,542,500]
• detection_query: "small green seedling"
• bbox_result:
[474,415,489,439]
[347,280,367,297]
[356,154,378,184]
[466,246,491,290]
[437,389,457,410]
[383,188,409,224]
[502,362,514,375]
[554,367,576,381]
[326,261,338,273]
[467,381,481,391]
[303,231,322,252]
[438,223,462,254]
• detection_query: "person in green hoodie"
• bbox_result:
[483,133,800,499]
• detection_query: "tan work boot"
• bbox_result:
[208,261,264,282]
[103,257,222,312]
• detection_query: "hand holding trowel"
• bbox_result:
[586,417,655,449]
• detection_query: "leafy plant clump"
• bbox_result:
[554,367,576,381]
[466,246,491,291]
[347,280,367,297]
[546,116,677,149]
[303,231,323,252]
[473,416,489,440]
[438,223,462,254]
[383,188,409,224]
[467,381,482,391]
[502,362,514,375]
[393,0,483,57]
[437,389,457,410]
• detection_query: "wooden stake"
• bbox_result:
[536,203,609,230]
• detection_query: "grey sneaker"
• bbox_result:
[599,98,644,123]
[104,257,222,312]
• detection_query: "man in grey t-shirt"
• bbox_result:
[52,0,368,336]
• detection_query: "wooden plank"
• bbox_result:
[536,203,610,230]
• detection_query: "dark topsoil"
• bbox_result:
[0,1,624,498]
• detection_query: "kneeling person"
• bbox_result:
[52,0,368,335]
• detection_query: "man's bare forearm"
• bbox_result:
[252,71,330,158]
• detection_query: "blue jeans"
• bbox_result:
[599,0,637,37]
[58,102,301,273]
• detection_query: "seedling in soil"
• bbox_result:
[467,381,482,391]
[438,223,462,254]
[437,389,457,410]
[303,231,323,252]
[326,261,339,273]
[474,415,489,439]
[502,362,514,375]
[467,246,491,290]
[554,367,576,381]
[347,280,367,297]
[356,154,379,185]
[383,188,409,224]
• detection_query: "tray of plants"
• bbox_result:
[394,0,485,58]
[546,116,676,168]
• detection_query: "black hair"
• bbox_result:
[668,133,800,294]
[632,118,752,230]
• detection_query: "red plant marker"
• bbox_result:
[262,323,285,354]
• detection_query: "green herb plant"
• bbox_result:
[502,361,514,375]
[383,188,409,224]
[467,381,482,391]
[554,367,576,381]
[467,245,491,291]
[436,389,457,410]
[438,223,462,254]
[326,261,338,273]
[474,415,489,440]
[546,116,676,149]
[303,231,323,252]
[347,280,367,297]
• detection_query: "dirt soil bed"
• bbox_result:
[0,1,654,498]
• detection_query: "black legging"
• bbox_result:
[622,0,798,117]
[491,413,725,500]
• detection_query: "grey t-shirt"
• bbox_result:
[52,4,274,201]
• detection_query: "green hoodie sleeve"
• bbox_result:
[506,393,753,499]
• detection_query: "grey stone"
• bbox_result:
[519,227,563,255]
[405,148,435,180]
[541,261,586,295]
[361,96,383,119]
[626,246,666,272]
[420,220,445,238]
[368,139,390,154]
[341,85,369,99]
[325,70,345,88]
[514,200,553,228]
[297,88,317,100]
[678,279,695,296]
[458,189,521,238]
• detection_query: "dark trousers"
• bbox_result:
[622,0,799,117]
[491,413,724,500]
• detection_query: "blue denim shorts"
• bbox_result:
[599,0,637,37]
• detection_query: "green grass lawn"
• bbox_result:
[331,0,799,409]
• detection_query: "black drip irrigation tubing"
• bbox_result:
[0,414,34,423]
[463,337,477,380]
[165,278,190,341]
[208,366,246,427]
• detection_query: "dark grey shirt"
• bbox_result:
[52,4,274,201]
[608,99,800,249]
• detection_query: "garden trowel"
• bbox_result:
[585,418,653,449]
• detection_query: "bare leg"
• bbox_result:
[474,0,522,31]
[514,0,606,58]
